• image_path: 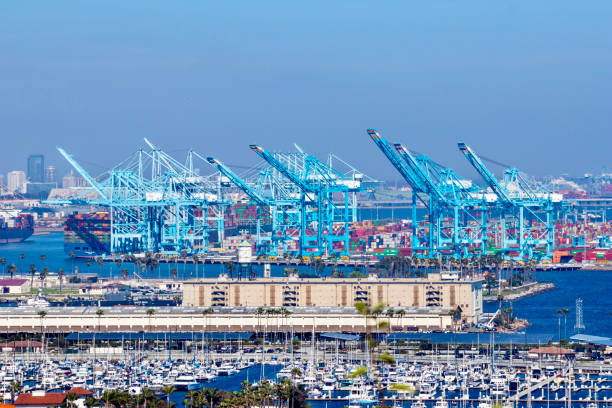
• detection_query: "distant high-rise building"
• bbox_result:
[27,154,45,182]
[62,169,87,188]
[45,165,56,183]
[7,170,26,193]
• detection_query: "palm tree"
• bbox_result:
[8,381,21,403]
[396,309,406,330]
[562,308,570,339]
[83,396,99,408]
[7,264,17,279]
[57,268,65,293]
[96,309,104,333]
[171,267,178,281]
[180,251,188,279]
[225,261,235,279]
[96,257,104,278]
[449,308,461,330]
[140,388,156,408]
[19,253,25,276]
[183,390,199,408]
[161,385,176,408]
[40,254,46,270]
[38,310,47,345]
[193,254,199,279]
[354,301,392,400]
[29,264,37,290]
[0,257,6,275]
[115,258,123,280]
[65,392,80,408]
[69,251,75,274]
[201,307,213,335]
[201,387,221,408]
[121,268,128,280]
[385,308,395,336]
[146,308,155,332]
[40,267,49,289]
[100,390,115,408]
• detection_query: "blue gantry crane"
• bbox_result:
[367,129,433,255]
[249,144,363,257]
[368,128,490,258]
[458,142,563,259]
[51,142,227,256]
[393,143,489,257]
[206,156,303,255]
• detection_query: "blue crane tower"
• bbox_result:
[50,143,227,256]
[249,144,363,257]
[206,156,301,255]
[367,129,432,255]
[368,128,488,258]
[458,142,564,259]
[393,143,489,258]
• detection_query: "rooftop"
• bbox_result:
[528,346,575,355]
[184,274,482,284]
[15,392,66,406]
[0,279,28,286]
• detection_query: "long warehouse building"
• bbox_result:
[182,274,483,326]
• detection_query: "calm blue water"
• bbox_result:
[0,232,364,280]
[1,233,611,338]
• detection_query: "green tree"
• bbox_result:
[57,268,65,293]
[161,385,176,408]
[201,387,222,408]
[38,310,47,342]
[7,263,17,279]
[64,392,80,408]
[19,253,25,276]
[146,308,155,332]
[354,301,394,401]
[8,381,21,403]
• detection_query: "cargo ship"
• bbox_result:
[64,203,270,257]
[0,209,34,244]
[64,211,111,257]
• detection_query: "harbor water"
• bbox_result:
[1,232,612,339]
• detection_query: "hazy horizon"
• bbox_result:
[1,1,611,183]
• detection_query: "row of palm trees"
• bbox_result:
[42,380,308,408]
[187,380,307,408]
[374,253,539,283]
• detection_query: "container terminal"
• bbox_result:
[28,130,608,270]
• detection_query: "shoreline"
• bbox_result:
[483,281,556,302]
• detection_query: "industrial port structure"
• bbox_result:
[49,129,570,261]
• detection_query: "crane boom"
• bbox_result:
[206,157,269,208]
[249,145,314,192]
[57,147,109,202]
[366,129,426,193]
[393,143,450,204]
[458,142,512,205]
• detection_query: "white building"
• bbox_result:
[0,279,31,294]
[62,169,87,188]
[7,170,26,193]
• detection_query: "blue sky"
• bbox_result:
[1,0,611,182]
